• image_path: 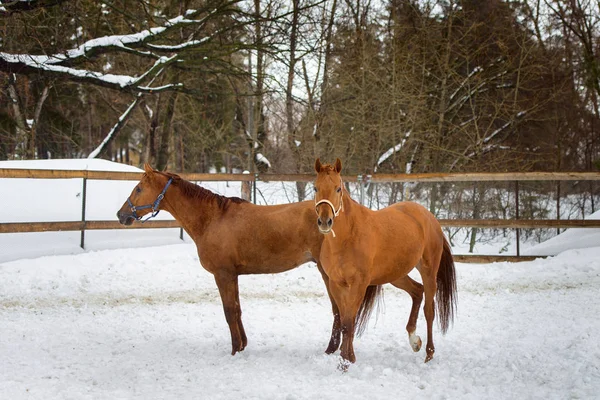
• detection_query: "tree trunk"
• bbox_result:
[156,91,178,170]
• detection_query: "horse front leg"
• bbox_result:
[316,262,341,354]
[330,280,368,366]
[214,272,246,355]
[391,275,424,352]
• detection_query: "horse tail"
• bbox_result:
[355,284,384,336]
[437,236,457,334]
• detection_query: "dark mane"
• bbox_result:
[158,171,248,210]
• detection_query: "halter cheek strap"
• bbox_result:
[127,178,173,223]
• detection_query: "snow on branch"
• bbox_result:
[88,67,168,158]
[56,9,215,63]
[0,8,218,92]
[449,66,483,102]
[255,153,272,168]
[146,37,211,51]
[449,111,527,171]
[0,52,181,93]
[448,70,510,114]
[87,96,142,159]
[374,131,411,172]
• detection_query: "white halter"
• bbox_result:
[315,178,344,237]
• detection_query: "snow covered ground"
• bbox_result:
[1,243,599,399]
[1,159,600,399]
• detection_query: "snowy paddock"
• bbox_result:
[1,244,599,400]
[1,159,599,398]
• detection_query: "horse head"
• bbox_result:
[314,158,344,235]
[117,163,172,225]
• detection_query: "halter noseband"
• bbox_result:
[127,178,173,223]
[315,178,344,237]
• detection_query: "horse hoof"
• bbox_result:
[410,334,422,352]
[231,344,245,355]
[325,342,340,354]
[424,351,434,363]
[337,358,351,372]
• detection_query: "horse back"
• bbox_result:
[363,201,443,279]
[388,201,444,243]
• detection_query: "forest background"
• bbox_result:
[1,0,599,192]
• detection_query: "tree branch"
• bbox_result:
[0,53,183,93]
[0,7,222,93]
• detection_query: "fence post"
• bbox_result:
[365,174,372,208]
[253,173,258,204]
[556,181,561,236]
[357,175,363,205]
[515,180,520,257]
[591,181,596,213]
[80,175,87,249]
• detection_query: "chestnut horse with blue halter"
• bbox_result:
[117,164,357,356]
[314,158,457,364]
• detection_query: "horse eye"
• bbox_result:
[336,187,341,193]
[136,186,141,193]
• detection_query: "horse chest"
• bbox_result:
[321,239,367,285]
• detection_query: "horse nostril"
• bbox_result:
[317,218,322,226]
[116,211,121,219]
[327,218,333,227]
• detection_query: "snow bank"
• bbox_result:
[524,210,600,256]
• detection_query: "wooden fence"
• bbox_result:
[1,168,599,263]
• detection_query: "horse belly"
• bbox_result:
[237,246,316,275]
[199,218,319,275]
[370,261,418,285]
[369,236,422,284]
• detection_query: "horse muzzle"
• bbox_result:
[317,217,335,236]
[318,226,333,235]
[117,210,135,226]
[317,216,333,232]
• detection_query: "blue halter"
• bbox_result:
[126,178,173,223]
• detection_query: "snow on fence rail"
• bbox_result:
[1,168,599,263]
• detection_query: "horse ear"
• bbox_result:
[334,158,342,173]
[315,158,322,172]
[144,163,154,174]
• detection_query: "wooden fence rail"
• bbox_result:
[2,168,600,182]
[1,168,599,263]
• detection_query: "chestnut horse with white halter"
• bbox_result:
[117,164,356,355]
[314,158,457,364]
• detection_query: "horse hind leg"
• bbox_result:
[418,253,441,363]
[391,275,424,352]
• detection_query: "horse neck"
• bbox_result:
[335,187,362,230]
[161,183,222,234]
[341,187,359,214]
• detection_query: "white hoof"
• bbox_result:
[409,331,422,352]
